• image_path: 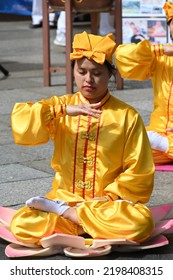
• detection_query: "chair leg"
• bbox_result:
[90,13,99,34]
[0,64,9,76]
[115,0,123,90]
[65,0,73,93]
[42,0,51,86]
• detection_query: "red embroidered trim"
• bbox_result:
[60,104,63,115]
[107,195,114,201]
[53,106,56,118]
[153,45,157,57]
[92,113,101,198]
[72,96,81,194]
[166,81,173,132]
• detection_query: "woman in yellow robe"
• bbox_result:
[115,2,173,165]
[10,31,154,246]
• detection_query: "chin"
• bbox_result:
[82,91,93,99]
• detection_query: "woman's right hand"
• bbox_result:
[163,45,173,56]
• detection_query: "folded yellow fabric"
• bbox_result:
[70,31,116,64]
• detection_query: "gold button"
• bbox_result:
[81,132,96,141]
[76,180,91,189]
[79,156,93,166]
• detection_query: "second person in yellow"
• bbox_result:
[115,1,173,165]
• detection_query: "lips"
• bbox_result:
[83,86,95,91]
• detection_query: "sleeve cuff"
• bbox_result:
[50,104,67,119]
[151,44,164,56]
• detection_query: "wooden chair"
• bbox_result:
[42,0,123,93]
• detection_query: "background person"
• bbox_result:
[31,0,56,28]
[115,1,173,165]
[54,12,116,47]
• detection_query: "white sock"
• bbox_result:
[26,196,70,215]
[147,131,168,152]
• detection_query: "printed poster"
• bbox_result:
[123,0,166,17]
[123,18,167,44]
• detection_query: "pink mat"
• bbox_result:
[155,164,173,172]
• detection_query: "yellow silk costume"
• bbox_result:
[10,90,154,244]
[115,39,173,164]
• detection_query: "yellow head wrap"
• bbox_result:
[70,31,116,65]
[163,1,173,22]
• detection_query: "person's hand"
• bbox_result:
[163,45,173,56]
[166,127,173,132]
[66,102,102,118]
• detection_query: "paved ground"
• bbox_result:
[0,17,173,260]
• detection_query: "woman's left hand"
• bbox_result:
[66,102,102,118]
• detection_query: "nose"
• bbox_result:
[85,72,93,83]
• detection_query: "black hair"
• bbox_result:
[167,19,172,25]
[167,19,173,41]
[104,60,117,77]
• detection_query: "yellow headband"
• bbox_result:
[163,1,173,22]
[70,31,116,65]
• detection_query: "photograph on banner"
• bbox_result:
[123,18,167,44]
[147,18,167,43]
[123,0,166,17]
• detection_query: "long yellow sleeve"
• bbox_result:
[11,95,69,145]
[115,40,156,80]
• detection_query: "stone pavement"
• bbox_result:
[0,17,173,260]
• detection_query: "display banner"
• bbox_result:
[122,0,168,43]
[0,0,32,15]
[122,0,166,17]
